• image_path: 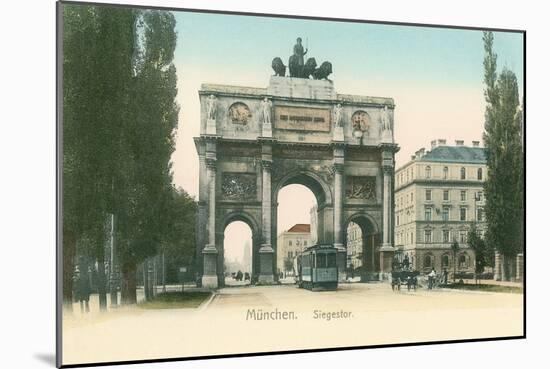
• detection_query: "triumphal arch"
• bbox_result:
[195,49,398,288]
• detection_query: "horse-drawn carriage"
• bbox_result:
[391,270,420,291]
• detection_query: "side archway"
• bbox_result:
[343,213,381,278]
[218,210,262,286]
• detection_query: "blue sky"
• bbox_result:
[174,11,523,91]
[169,10,523,260]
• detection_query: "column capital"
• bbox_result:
[334,162,345,174]
[261,159,273,171]
[206,158,217,170]
[382,165,393,175]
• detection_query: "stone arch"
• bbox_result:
[273,169,333,206]
[343,212,381,276]
[219,210,262,286]
[222,210,261,236]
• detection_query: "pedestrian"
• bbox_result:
[443,268,448,285]
[74,265,91,313]
[428,268,436,290]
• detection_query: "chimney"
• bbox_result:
[418,148,425,157]
[431,140,437,149]
[472,140,480,147]
[455,140,464,146]
[438,139,447,146]
[411,155,416,161]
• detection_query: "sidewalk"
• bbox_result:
[456,278,523,288]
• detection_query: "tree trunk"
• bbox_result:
[96,248,108,311]
[162,252,166,293]
[143,260,150,301]
[121,261,137,304]
[62,228,77,313]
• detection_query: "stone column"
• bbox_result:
[333,163,344,248]
[379,165,395,273]
[333,147,347,282]
[202,157,218,288]
[494,251,502,281]
[516,253,524,282]
[258,159,275,283]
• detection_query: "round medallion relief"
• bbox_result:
[228,102,252,125]
[351,110,370,132]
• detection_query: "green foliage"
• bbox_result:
[62,4,187,303]
[467,223,489,273]
[482,32,524,268]
[138,291,211,309]
[62,5,138,305]
[284,256,294,273]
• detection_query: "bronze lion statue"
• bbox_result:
[271,57,286,77]
[302,57,317,78]
[312,61,333,80]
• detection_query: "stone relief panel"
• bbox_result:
[274,105,331,132]
[228,102,252,125]
[345,176,377,200]
[221,172,257,200]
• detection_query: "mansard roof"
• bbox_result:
[420,145,487,164]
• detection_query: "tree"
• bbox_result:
[62,5,180,307]
[467,223,488,283]
[284,256,294,277]
[451,239,460,282]
[62,5,137,310]
[117,9,180,304]
[482,31,524,281]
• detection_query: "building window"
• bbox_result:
[396,215,400,226]
[424,230,432,243]
[411,193,414,202]
[477,168,483,180]
[425,207,432,221]
[443,190,449,201]
[460,167,466,180]
[304,240,307,246]
[288,251,292,258]
[425,166,431,179]
[460,231,467,243]
[442,207,450,221]
[288,241,292,246]
[442,255,450,268]
[460,190,466,202]
[460,207,467,221]
[424,255,432,267]
[426,189,432,201]
[477,208,483,222]
[459,254,468,268]
[443,166,449,179]
[443,230,450,242]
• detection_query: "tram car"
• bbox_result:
[297,244,338,291]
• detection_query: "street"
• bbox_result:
[62,282,523,366]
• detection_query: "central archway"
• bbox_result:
[275,184,317,281]
[273,170,333,247]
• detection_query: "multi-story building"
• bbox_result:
[394,139,486,274]
[276,224,312,276]
[346,222,363,270]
